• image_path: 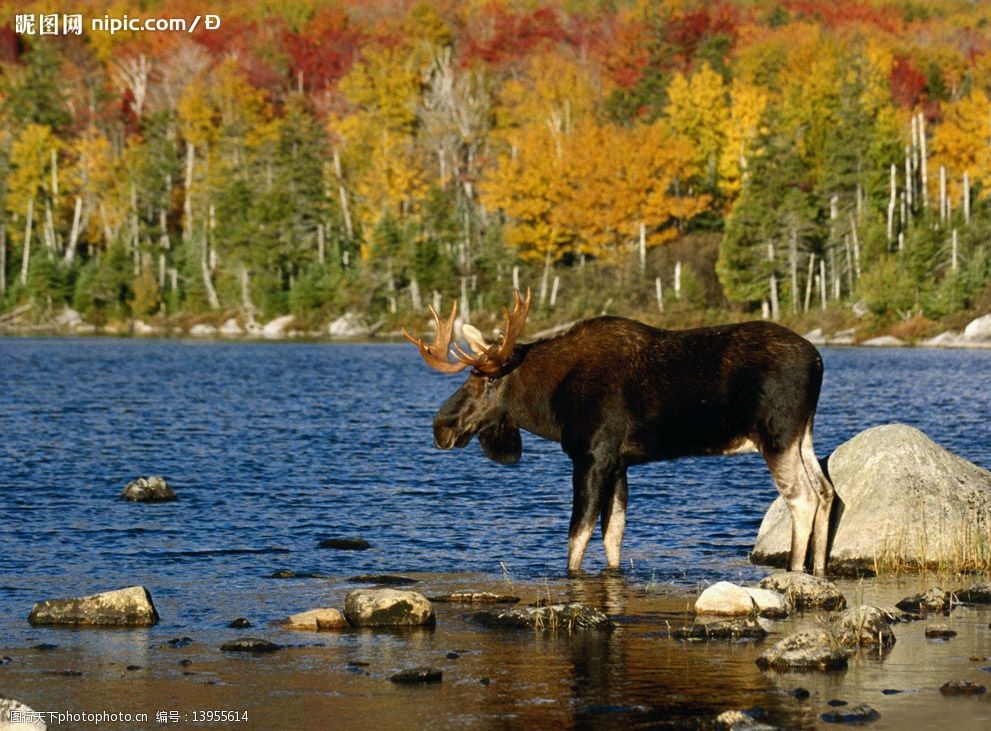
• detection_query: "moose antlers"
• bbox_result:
[403,289,532,376]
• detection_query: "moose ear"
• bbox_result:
[461,323,491,356]
[478,420,522,465]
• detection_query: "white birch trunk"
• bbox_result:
[655,276,664,314]
[951,228,959,271]
[64,196,82,264]
[804,253,815,313]
[963,171,970,223]
[20,199,34,286]
[638,221,646,273]
[819,259,827,310]
[550,275,560,308]
[919,112,928,209]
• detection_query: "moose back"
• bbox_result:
[404,290,835,576]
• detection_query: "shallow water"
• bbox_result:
[2,339,991,727]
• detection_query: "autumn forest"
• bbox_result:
[1,0,991,336]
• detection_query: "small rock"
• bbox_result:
[820,704,880,724]
[862,335,905,347]
[826,699,848,707]
[962,313,991,342]
[756,630,850,671]
[429,591,519,604]
[188,323,217,337]
[939,681,986,696]
[228,617,252,628]
[29,586,160,627]
[319,538,370,551]
[328,313,371,338]
[220,637,281,653]
[0,657,11,665]
[758,572,847,611]
[283,608,349,631]
[343,589,435,627]
[349,574,417,586]
[163,637,193,648]
[714,709,774,729]
[480,677,491,686]
[178,659,192,667]
[671,616,767,641]
[391,667,442,684]
[880,689,903,695]
[695,581,788,618]
[132,320,158,336]
[446,652,460,660]
[832,606,896,648]
[954,582,991,603]
[262,315,296,339]
[121,476,176,502]
[32,643,58,651]
[830,327,856,345]
[921,331,961,347]
[789,687,810,700]
[895,587,953,614]
[44,670,83,676]
[472,603,613,632]
[267,570,327,579]
[0,698,46,730]
[126,665,142,671]
[925,624,957,639]
[218,318,244,336]
[803,328,826,345]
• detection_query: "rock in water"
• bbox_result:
[694,581,789,618]
[752,424,991,574]
[282,608,349,631]
[1,698,47,730]
[820,704,880,724]
[756,630,850,672]
[29,586,159,627]
[220,638,281,653]
[831,606,896,649]
[429,591,520,604]
[472,603,613,632]
[343,589,435,627]
[390,667,442,684]
[758,573,847,611]
[895,587,954,614]
[953,582,991,603]
[671,616,767,641]
[121,476,177,502]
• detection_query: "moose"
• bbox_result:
[404,290,835,576]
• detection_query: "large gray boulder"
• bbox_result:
[29,586,159,627]
[755,629,850,671]
[472,603,613,632]
[343,589,435,627]
[752,425,991,574]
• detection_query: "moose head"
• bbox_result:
[403,289,532,465]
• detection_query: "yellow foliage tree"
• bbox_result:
[664,62,728,188]
[718,80,768,202]
[930,90,991,202]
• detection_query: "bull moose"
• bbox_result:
[403,289,834,576]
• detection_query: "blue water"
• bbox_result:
[1,338,990,641]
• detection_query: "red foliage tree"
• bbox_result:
[889,55,927,108]
[283,8,365,92]
[462,3,570,67]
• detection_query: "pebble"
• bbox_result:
[925,624,957,639]
[939,681,987,696]
[220,637,281,653]
[228,618,252,628]
[390,667,442,684]
[820,704,880,724]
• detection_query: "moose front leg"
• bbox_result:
[568,455,614,573]
[601,468,628,569]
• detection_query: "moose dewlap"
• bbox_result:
[405,289,834,575]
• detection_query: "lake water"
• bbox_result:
[1,339,991,645]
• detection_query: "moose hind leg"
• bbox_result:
[601,468,628,569]
[568,456,613,573]
[801,427,834,576]
[764,442,818,573]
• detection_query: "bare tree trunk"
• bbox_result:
[539,251,551,305]
[333,148,353,242]
[459,275,470,322]
[804,253,815,313]
[239,262,255,322]
[64,196,82,264]
[918,111,928,209]
[317,223,325,265]
[512,265,520,291]
[674,260,682,299]
[549,275,560,308]
[50,148,58,200]
[655,276,664,314]
[638,221,646,274]
[20,199,34,286]
[767,243,779,320]
[951,228,959,271]
[819,259,827,310]
[939,165,947,222]
[789,230,798,313]
[849,214,861,280]
[201,200,220,310]
[887,164,896,241]
[0,224,6,296]
[43,200,56,253]
[963,171,970,223]
[183,142,195,243]
[409,275,422,311]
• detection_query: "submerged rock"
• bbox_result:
[472,603,612,632]
[672,616,767,641]
[430,591,520,604]
[714,708,774,730]
[220,637,281,653]
[820,704,880,724]
[343,589,435,627]
[831,606,896,649]
[753,425,991,574]
[895,587,954,614]
[283,608,348,631]
[228,617,252,628]
[756,630,850,672]
[940,680,987,696]
[954,582,991,603]
[1,698,47,730]
[694,581,789,618]
[349,574,418,586]
[925,624,957,639]
[390,667,442,684]
[121,476,176,502]
[758,573,846,611]
[319,538,370,551]
[29,586,160,627]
